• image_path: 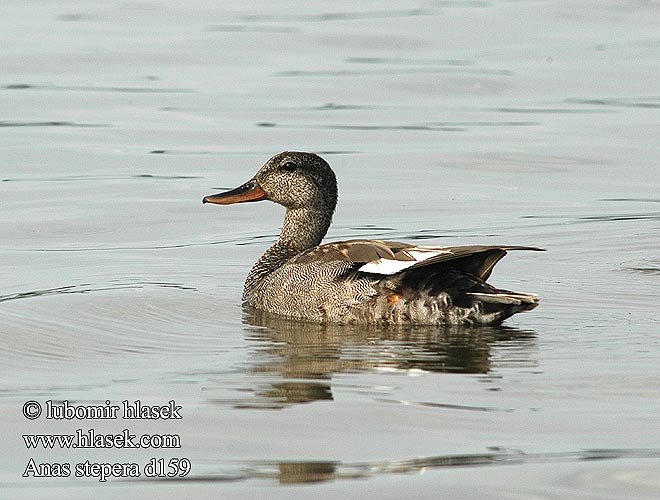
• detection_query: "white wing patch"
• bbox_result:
[358,259,417,275]
[358,247,451,275]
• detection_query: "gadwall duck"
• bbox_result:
[203,152,542,325]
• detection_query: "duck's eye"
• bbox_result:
[281,161,299,172]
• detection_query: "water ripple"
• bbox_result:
[2,173,199,182]
[3,83,195,93]
[170,448,660,484]
[238,9,433,23]
[258,121,536,130]
[0,281,196,304]
[373,398,513,412]
[495,107,610,114]
[257,122,465,132]
[205,24,299,33]
[0,120,106,128]
[566,97,660,109]
[600,198,660,203]
[275,67,512,77]
[521,212,660,224]
[347,56,473,66]
[626,262,660,276]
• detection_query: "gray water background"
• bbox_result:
[2,1,660,498]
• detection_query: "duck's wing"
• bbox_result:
[366,244,544,281]
[347,242,544,281]
[291,239,412,265]
[292,240,543,281]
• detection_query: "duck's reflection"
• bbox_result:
[237,308,537,408]
[197,449,660,485]
[277,461,338,484]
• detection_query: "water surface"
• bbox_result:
[2,1,660,498]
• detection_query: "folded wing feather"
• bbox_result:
[291,239,543,279]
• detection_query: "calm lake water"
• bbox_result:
[2,1,660,498]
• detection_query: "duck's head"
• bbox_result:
[203,152,338,213]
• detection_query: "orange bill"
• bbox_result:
[202,179,267,205]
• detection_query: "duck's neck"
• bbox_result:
[243,206,332,301]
